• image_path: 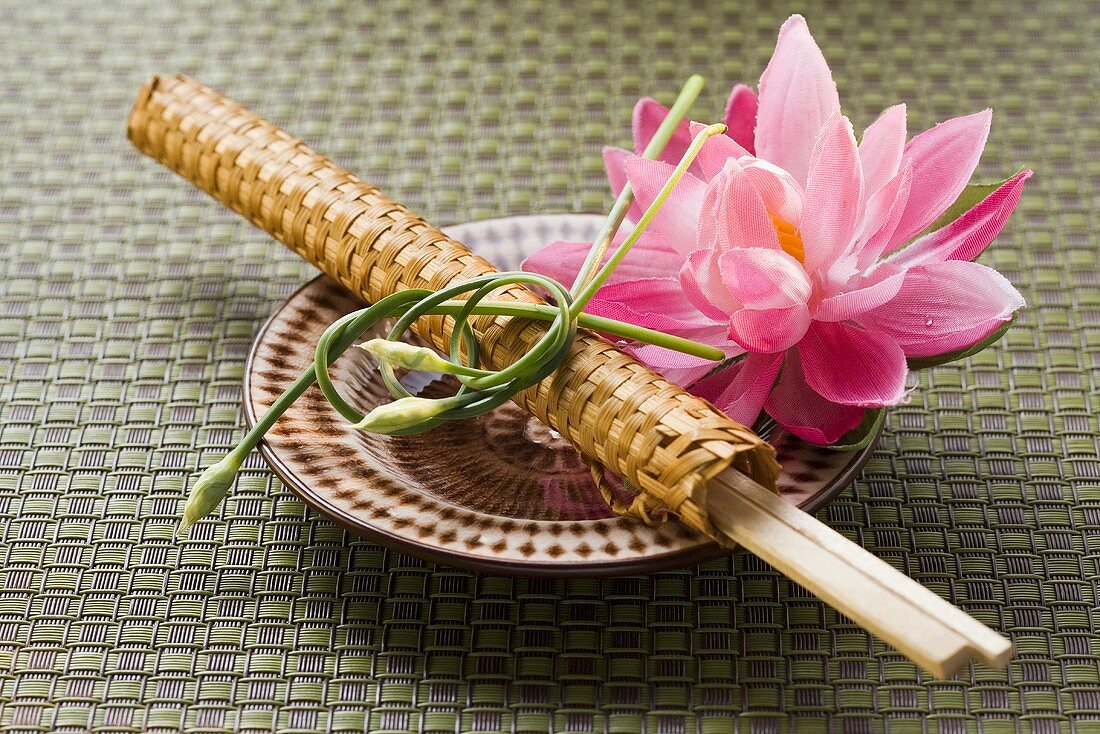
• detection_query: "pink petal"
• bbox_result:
[887,109,993,248]
[723,84,759,155]
[740,159,804,226]
[689,121,751,181]
[692,352,783,427]
[627,330,743,377]
[603,146,647,224]
[604,146,629,197]
[624,157,707,255]
[856,260,1025,357]
[855,164,913,270]
[680,249,739,320]
[764,352,866,444]
[754,14,841,185]
[627,329,740,373]
[521,231,683,287]
[587,277,718,331]
[858,104,907,198]
[882,320,1006,360]
[814,265,906,322]
[632,97,693,165]
[823,256,861,295]
[729,304,812,353]
[697,159,781,253]
[798,321,908,406]
[800,114,865,277]
[718,247,811,309]
[887,169,1032,269]
[648,360,721,388]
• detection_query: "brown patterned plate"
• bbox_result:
[245,214,880,577]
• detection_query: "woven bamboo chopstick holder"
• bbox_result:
[127,75,781,541]
[127,75,1016,677]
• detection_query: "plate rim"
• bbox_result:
[243,220,882,577]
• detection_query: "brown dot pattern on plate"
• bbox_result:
[244,215,871,574]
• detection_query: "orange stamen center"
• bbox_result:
[770,213,805,263]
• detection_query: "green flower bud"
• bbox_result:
[358,339,454,373]
[178,452,245,535]
[353,396,452,434]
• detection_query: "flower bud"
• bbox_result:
[178,451,245,535]
[353,396,451,434]
[358,339,456,373]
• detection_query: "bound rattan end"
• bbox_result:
[127,75,162,148]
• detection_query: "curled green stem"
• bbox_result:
[179,77,721,534]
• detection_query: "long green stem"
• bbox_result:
[218,288,722,449]
[435,301,723,360]
[572,123,727,313]
[569,74,704,296]
[177,290,391,533]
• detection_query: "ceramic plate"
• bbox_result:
[244,214,879,576]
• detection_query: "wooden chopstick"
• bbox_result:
[708,468,1012,678]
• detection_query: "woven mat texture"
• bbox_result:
[1,0,1098,731]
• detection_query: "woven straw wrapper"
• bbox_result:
[0,0,1098,731]
[126,74,780,540]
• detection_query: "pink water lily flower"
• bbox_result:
[524,14,1029,445]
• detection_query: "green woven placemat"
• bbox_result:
[1,0,1098,731]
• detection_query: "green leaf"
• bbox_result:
[918,170,1027,240]
[906,316,1016,370]
[825,408,886,452]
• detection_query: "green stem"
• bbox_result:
[569,74,704,296]
[572,123,727,313]
[233,296,388,455]
[433,300,723,360]
[228,289,725,457]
